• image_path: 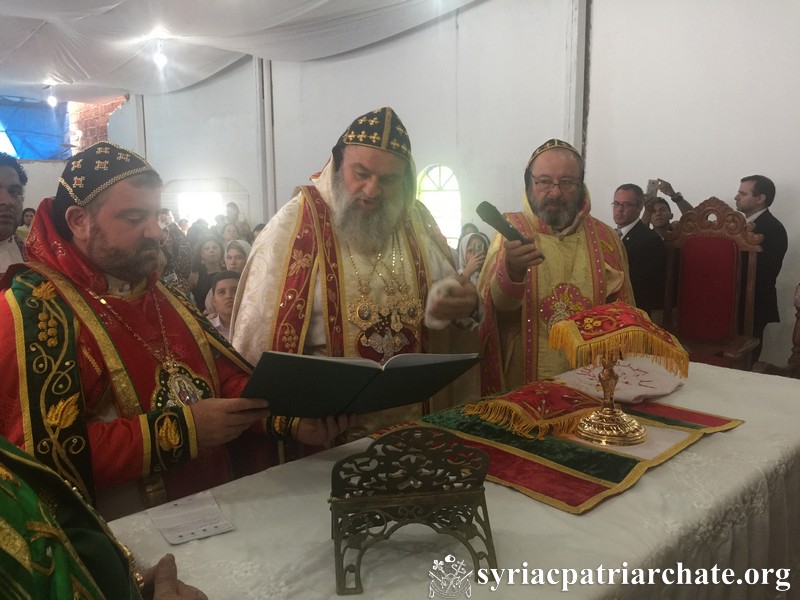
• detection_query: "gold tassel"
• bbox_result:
[550,321,689,378]
[463,399,592,440]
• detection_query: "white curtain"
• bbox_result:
[0,0,477,101]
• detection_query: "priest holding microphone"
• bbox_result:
[477,139,633,395]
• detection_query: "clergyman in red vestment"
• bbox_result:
[0,142,347,520]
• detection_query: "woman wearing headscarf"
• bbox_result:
[204,239,252,314]
[224,239,252,274]
[456,231,490,285]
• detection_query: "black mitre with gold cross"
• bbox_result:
[339,107,411,162]
[56,141,156,207]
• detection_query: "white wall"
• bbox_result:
[105,0,584,238]
[271,0,583,227]
[18,160,65,209]
[110,57,267,225]
[586,0,800,365]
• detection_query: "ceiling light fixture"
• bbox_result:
[46,86,57,107]
[153,39,167,70]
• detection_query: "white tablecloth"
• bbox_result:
[110,363,800,599]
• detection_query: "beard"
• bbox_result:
[330,169,406,255]
[87,223,160,283]
[531,194,580,231]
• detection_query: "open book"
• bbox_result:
[241,351,480,417]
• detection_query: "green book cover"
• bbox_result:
[241,351,480,417]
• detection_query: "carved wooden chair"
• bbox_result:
[753,283,800,378]
[662,197,763,370]
[329,426,496,595]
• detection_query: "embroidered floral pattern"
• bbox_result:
[288,249,312,277]
[157,416,181,452]
[539,283,592,331]
[45,394,79,430]
[32,281,56,301]
[279,323,299,352]
[36,311,59,347]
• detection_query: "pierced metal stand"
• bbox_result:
[329,426,497,595]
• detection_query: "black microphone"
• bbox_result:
[476,201,532,244]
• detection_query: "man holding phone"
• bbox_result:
[478,139,633,394]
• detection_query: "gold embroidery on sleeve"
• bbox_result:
[44,394,79,430]
[156,415,181,452]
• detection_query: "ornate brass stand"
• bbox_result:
[576,353,647,445]
[329,426,497,595]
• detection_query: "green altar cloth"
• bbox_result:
[420,398,741,514]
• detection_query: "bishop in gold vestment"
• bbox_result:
[478,139,633,395]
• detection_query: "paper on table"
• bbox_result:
[145,490,234,545]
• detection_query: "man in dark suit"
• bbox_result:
[612,183,666,313]
[735,174,788,360]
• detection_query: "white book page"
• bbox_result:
[266,351,478,370]
[265,351,380,369]
[382,352,479,369]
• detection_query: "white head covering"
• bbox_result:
[225,239,252,259]
[457,232,490,283]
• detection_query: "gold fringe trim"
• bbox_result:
[463,399,593,440]
[549,322,689,378]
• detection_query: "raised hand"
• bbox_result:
[429,279,480,321]
[656,179,676,198]
[462,251,486,279]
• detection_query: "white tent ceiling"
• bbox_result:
[0,0,476,103]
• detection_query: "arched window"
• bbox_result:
[417,164,462,248]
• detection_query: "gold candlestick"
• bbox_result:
[548,302,689,446]
[575,352,646,445]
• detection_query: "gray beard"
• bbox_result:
[530,196,580,232]
[330,169,405,255]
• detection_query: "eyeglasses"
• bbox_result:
[532,178,580,193]
[611,201,639,210]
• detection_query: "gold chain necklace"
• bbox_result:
[85,288,204,406]
[345,231,423,362]
[345,242,382,331]
[346,245,382,297]
[374,232,410,296]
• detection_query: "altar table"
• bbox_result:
[109,363,800,599]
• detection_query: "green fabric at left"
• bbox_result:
[0,436,140,599]
[7,269,94,502]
